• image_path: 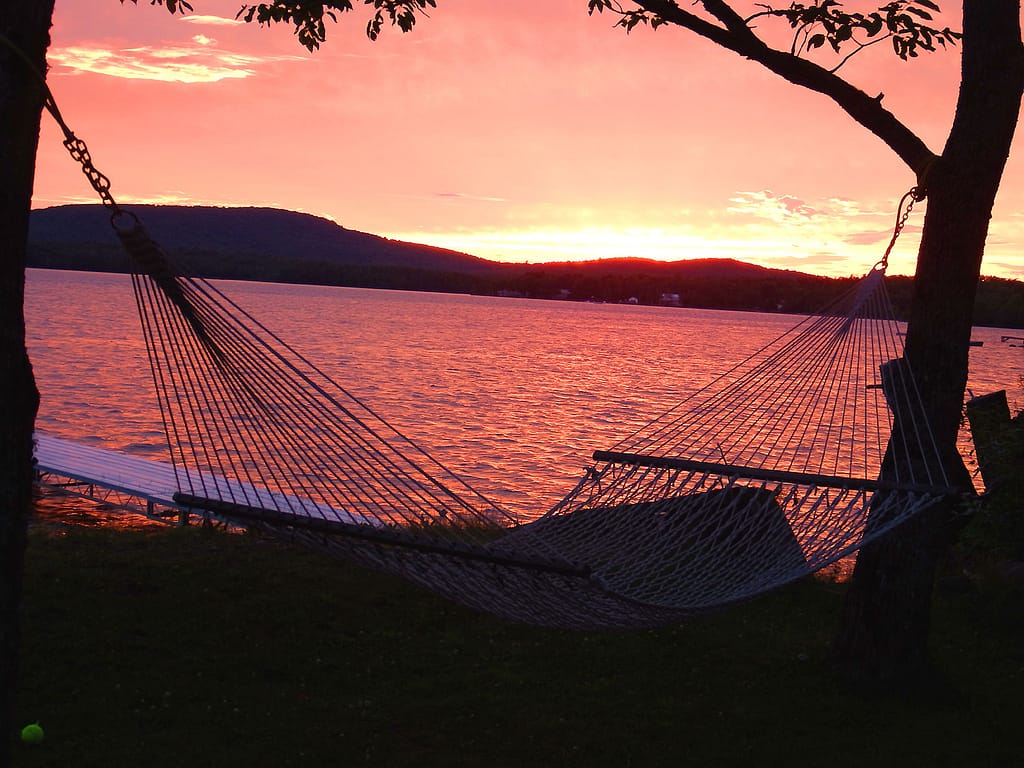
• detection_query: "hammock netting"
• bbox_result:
[116,216,956,630]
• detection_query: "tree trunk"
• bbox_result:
[1,3,53,758]
[833,0,1024,688]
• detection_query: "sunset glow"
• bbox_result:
[31,1,1024,279]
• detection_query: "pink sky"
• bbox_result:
[31,1,1024,279]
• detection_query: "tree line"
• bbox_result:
[28,242,1024,328]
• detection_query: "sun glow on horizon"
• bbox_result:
[381,225,914,278]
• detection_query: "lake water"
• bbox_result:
[25,268,1024,524]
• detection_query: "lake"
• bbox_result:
[25,268,1024,523]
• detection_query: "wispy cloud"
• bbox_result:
[49,41,303,83]
[708,190,931,275]
[179,14,244,26]
[727,190,823,222]
[726,191,891,225]
[435,191,508,203]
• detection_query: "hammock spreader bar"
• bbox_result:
[592,451,959,497]
[173,492,592,578]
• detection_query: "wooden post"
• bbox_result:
[966,390,1020,494]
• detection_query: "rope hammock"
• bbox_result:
[103,195,956,630]
[25,57,959,629]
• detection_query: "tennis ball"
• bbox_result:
[20,723,44,744]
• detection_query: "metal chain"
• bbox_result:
[61,133,120,213]
[878,186,924,271]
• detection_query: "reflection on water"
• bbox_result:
[26,268,1024,527]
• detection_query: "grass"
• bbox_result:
[11,520,1024,767]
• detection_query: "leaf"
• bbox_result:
[863,14,884,36]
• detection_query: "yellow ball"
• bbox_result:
[20,723,44,744]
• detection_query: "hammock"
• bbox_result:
[11,25,958,630]
[107,207,957,630]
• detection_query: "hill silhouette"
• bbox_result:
[27,204,1024,327]
[29,203,498,274]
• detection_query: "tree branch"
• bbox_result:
[830,34,892,74]
[630,0,936,180]
[700,0,764,40]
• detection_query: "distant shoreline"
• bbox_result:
[26,263,1024,331]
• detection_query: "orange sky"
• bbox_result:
[30,1,1024,279]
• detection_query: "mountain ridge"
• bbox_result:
[29,203,500,275]
[27,204,1024,327]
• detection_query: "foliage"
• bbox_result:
[236,0,437,48]
[763,0,962,61]
[129,0,437,48]
[587,0,960,70]
[135,0,961,66]
[974,276,1024,328]
[122,0,193,16]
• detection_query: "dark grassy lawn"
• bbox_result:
[12,523,1024,767]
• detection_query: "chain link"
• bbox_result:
[61,133,120,213]
[879,186,923,271]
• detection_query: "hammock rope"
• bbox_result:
[29,66,962,629]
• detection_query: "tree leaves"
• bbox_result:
[590,1,957,64]
[122,1,194,14]
[140,0,960,63]
[764,0,962,63]
[588,1,666,33]
[232,1,436,50]
[365,0,436,41]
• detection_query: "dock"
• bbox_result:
[35,433,202,525]
[33,433,376,529]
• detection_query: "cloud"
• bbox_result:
[48,43,303,83]
[725,191,909,247]
[726,191,893,225]
[843,228,894,246]
[179,14,243,26]
[727,190,823,222]
[980,257,1024,280]
[435,191,507,203]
